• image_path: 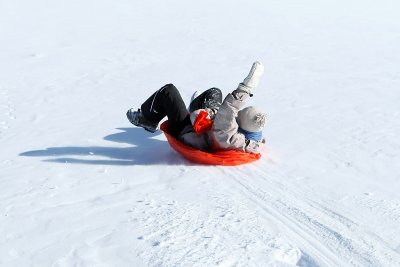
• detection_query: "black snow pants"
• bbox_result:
[141,84,222,137]
[141,84,190,137]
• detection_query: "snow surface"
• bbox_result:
[1,0,400,266]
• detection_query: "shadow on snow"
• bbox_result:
[20,127,187,166]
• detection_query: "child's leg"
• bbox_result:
[141,84,190,136]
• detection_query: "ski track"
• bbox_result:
[125,161,400,267]
[224,166,400,267]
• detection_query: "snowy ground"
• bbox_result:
[1,0,400,266]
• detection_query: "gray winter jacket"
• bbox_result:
[178,89,264,154]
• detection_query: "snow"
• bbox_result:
[1,0,400,266]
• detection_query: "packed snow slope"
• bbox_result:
[1,0,400,266]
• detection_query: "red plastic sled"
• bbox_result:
[160,121,261,166]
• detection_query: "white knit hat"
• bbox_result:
[237,106,267,132]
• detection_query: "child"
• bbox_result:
[127,61,266,154]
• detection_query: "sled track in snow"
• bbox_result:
[224,166,400,267]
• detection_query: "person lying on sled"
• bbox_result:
[126,61,267,154]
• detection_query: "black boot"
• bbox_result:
[126,108,158,133]
[188,87,223,114]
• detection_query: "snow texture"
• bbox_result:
[1,0,400,266]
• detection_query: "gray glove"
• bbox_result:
[245,138,265,153]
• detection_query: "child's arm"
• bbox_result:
[212,62,265,153]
